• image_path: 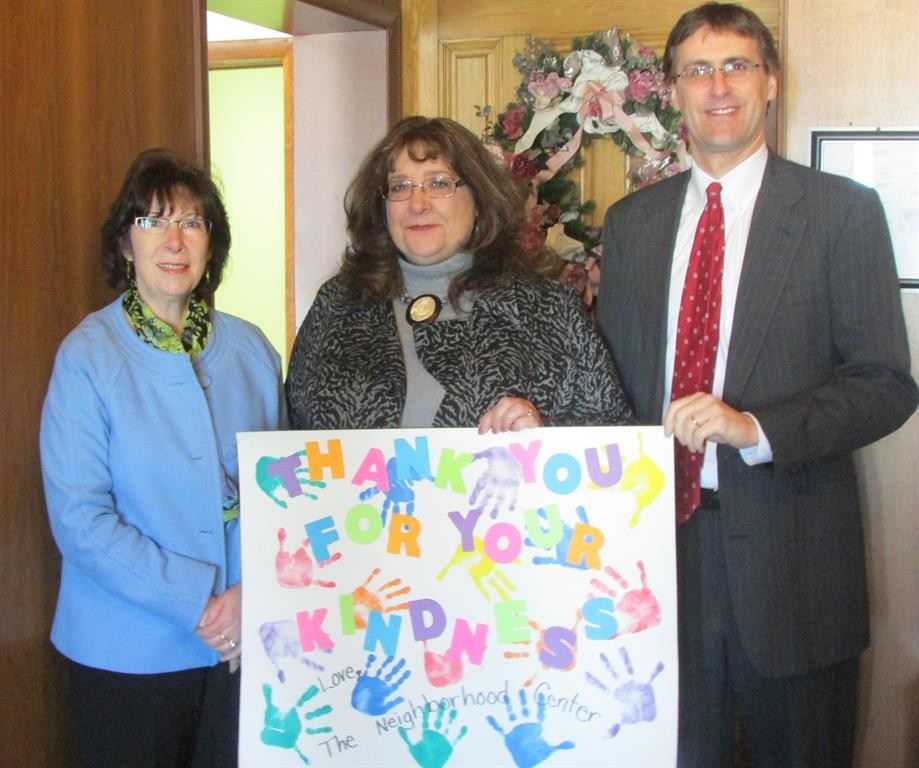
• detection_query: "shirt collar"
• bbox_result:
[689,143,768,214]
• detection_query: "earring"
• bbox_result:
[124,256,134,282]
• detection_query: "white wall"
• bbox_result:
[293,30,389,328]
[784,2,919,765]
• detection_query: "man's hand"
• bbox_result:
[664,392,757,453]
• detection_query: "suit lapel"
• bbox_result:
[723,154,807,403]
[640,174,688,419]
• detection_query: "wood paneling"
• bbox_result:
[401,0,438,116]
[441,38,501,130]
[0,1,205,765]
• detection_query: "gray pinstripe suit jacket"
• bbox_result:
[598,151,917,678]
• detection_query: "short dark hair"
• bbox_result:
[340,116,537,306]
[101,148,231,297]
[662,2,780,81]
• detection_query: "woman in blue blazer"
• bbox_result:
[40,149,284,768]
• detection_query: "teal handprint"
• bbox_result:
[256,450,326,509]
[399,702,468,768]
[261,682,333,764]
[486,688,574,768]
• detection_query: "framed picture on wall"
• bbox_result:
[811,129,919,288]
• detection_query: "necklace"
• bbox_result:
[401,288,445,324]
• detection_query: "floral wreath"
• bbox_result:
[481,29,688,302]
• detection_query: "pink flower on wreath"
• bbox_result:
[527,72,572,110]
[655,71,672,107]
[517,220,546,255]
[663,161,682,178]
[544,203,563,224]
[627,69,657,102]
[577,81,617,129]
[510,153,540,181]
[501,105,529,140]
[527,208,546,226]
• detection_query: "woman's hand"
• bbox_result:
[478,397,543,434]
[196,583,242,662]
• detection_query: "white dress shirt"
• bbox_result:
[663,144,773,489]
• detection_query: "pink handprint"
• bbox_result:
[275,528,341,589]
[423,640,465,687]
[589,560,661,636]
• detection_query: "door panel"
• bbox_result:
[0,2,206,765]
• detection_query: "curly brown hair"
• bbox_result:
[662,2,780,82]
[340,116,547,307]
[100,148,231,298]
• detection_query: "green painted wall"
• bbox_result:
[209,66,286,367]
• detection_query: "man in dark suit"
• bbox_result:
[597,3,917,766]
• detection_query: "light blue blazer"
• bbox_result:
[41,297,284,673]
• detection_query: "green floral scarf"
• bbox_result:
[122,286,212,358]
[122,287,238,522]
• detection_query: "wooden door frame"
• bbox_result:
[208,40,296,356]
[298,0,402,122]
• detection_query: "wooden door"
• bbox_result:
[402,0,780,217]
[0,2,206,765]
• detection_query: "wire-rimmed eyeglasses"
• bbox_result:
[382,176,465,202]
[675,61,762,85]
[133,216,212,235]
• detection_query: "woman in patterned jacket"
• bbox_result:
[286,116,632,431]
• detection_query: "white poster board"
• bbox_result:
[238,426,677,767]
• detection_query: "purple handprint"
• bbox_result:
[486,688,574,768]
[586,647,664,737]
[259,619,327,683]
[351,654,411,716]
[469,446,523,519]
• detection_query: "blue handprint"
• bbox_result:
[526,504,590,569]
[399,701,468,768]
[486,688,574,768]
[469,446,523,519]
[359,456,425,524]
[260,682,333,764]
[585,647,664,737]
[351,654,411,716]
[256,450,326,509]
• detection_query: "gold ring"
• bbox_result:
[691,417,700,426]
[219,631,229,642]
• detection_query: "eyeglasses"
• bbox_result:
[133,216,212,235]
[382,176,465,202]
[675,61,762,85]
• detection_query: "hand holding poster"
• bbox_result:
[238,426,677,767]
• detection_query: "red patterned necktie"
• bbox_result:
[671,182,724,524]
